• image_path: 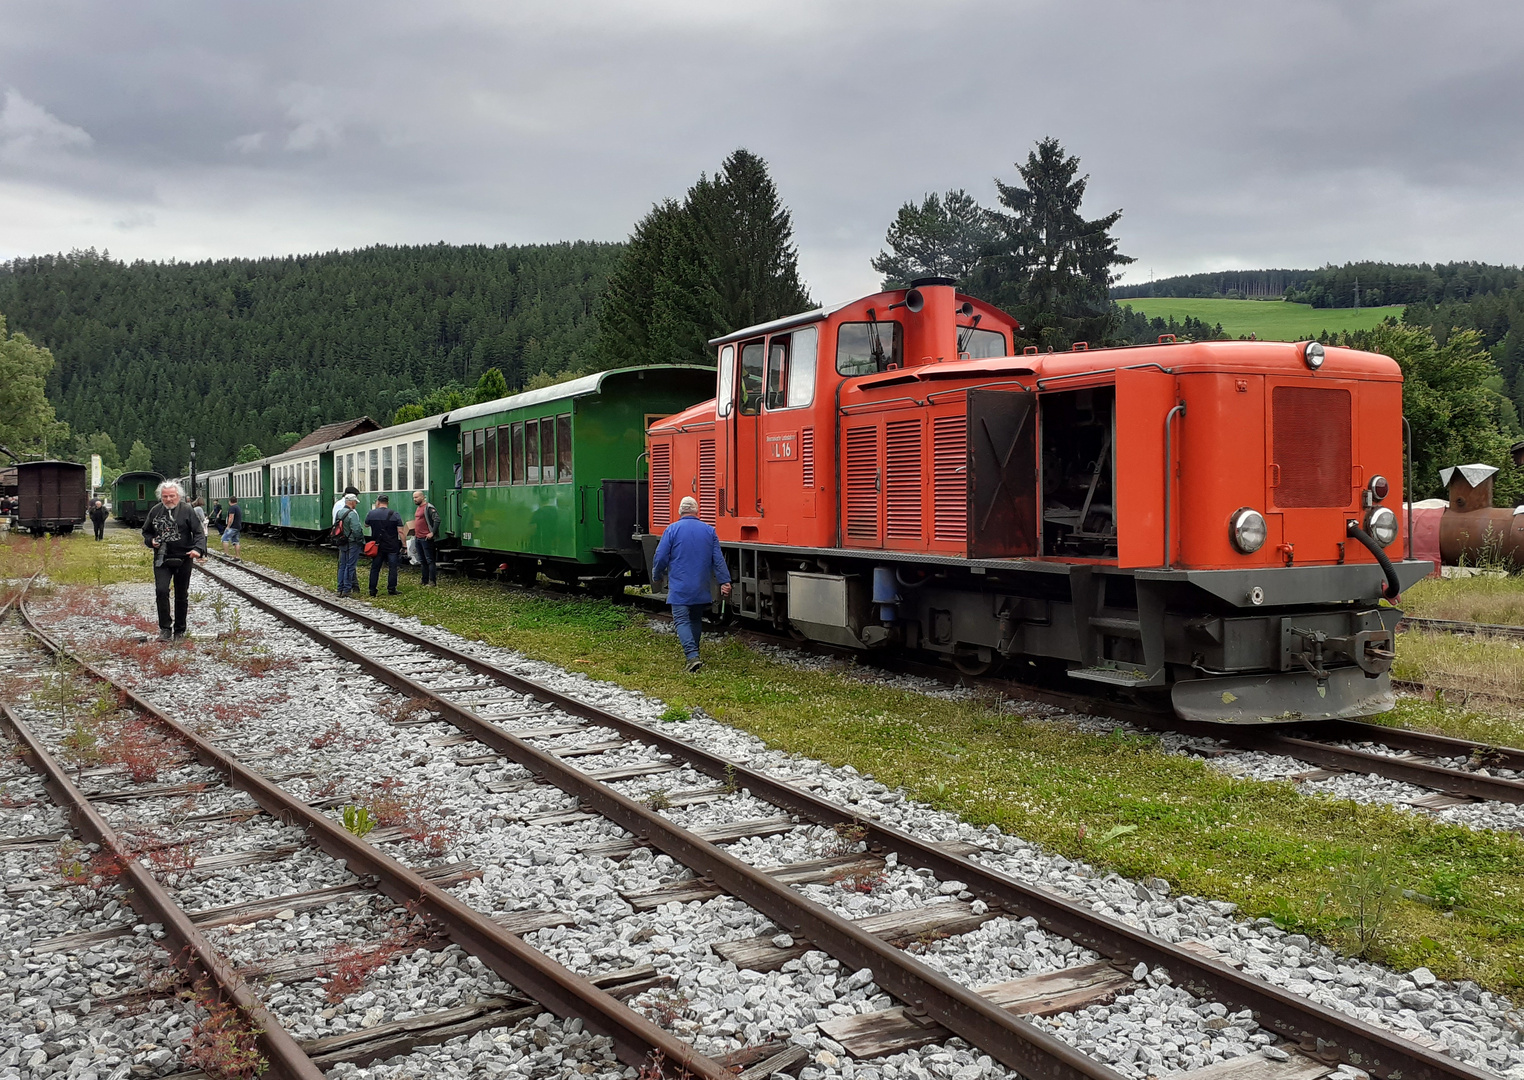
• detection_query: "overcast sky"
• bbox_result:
[3,0,1521,303]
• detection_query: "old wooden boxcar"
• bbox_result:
[17,461,88,534]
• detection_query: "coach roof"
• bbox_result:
[446,365,715,426]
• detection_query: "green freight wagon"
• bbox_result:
[113,471,164,527]
[446,365,714,586]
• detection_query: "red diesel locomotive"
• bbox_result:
[640,278,1430,724]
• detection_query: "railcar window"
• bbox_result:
[716,345,735,418]
[484,428,498,485]
[738,343,764,415]
[497,426,511,483]
[305,461,312,494]
[525,420,539,483]
[511,423,524,484]
[380,447,390,491]
[461,434,472,485]
[836,321,904,376]
[335,457,343,492]
[413,442,424,487]
[370,449,379,492]
[540,419,556,485]
[556,414,572,482]
[397,444,408,492]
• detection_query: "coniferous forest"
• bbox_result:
[0,243,621,475]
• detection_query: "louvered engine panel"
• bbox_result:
[1273,386,1352,508]
[650,442,672,527]
[698,439,717,524]
[884,419,924,540]
[844,426,880,541]
[932,414,968,544]
[800,427,815,488]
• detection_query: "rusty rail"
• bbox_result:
[0,701,325,1079]
[14,599,729,1079]
[195,557,1499,1080]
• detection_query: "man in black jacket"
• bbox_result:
[88,500,108,541]
[142,481,208,641]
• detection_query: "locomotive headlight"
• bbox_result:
[1366,506,1399,547]
[1230,508,1268,554]
[1368,474,1390,502]
[1303,341,1325,369]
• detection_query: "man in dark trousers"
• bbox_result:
[410,489,440,586]
[88,499,108,540]
[651,496,731,672]
[365,494,406,597]
[221,496,243,560]
[142,480,207,641]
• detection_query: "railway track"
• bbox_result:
[182,553,1502,1080]
[1397,616,1524,640]
[0,583,740,1079]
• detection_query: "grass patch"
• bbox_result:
[1,528,152,588]
[1116,297,1405,340]
[237,536,1524,994]
[1402,573,1524,626]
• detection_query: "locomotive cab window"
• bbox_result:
[764,326,817,410]
[738,341,764,415]
[1040,386,1117,559]
[836,321,903,376]
[961,326,1007,359]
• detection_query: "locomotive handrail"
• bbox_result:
[1033,362,1175,391]
[837,394,926,413]
[1402,416,1414,560]
[925,377,1034,403]
[1163,402,1186,568]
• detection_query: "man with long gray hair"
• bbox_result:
[651,496,731,672]
[141,481,207,641]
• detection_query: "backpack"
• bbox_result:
[331,506,356,539]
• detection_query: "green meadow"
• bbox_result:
[1117,297,1406,340]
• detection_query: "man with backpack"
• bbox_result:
[334,492,363,597]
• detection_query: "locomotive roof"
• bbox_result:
[708,303,849,348]
[446,364,716,425]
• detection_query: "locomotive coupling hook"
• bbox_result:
[1346,519,1402,601]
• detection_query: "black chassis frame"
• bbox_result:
[638,534,1434,724]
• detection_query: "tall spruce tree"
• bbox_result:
[871,190,995,287]
[980,138,1134,349]
[598,149,812,368]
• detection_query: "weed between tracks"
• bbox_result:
[219,537,1524,994]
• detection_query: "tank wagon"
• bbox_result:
[14,460,88,535]
[112,471,165,527]
[642,279,1431,724]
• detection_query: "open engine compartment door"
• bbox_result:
[966,387,1037,559]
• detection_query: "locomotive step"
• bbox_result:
[1067,665,1155,688]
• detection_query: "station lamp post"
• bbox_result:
[189,437,197,500]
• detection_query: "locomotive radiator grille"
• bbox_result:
[932,414,967,544]
[650,442,673,527]
[1272,386,1352,508]
[885,419,924,540]
[698,439,717,524]
[800,426,815,488]
[845,427,879,540]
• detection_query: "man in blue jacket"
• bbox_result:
[651,496,732,672]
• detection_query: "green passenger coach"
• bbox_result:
[112,471,164,527]
[447,365,715,585]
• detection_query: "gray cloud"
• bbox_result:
[1,0,1520,300]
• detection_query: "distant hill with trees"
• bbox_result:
[0,242,621,475]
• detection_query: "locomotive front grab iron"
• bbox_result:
[641,279,1431,724]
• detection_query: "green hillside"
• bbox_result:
[1116,297,1404,340]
